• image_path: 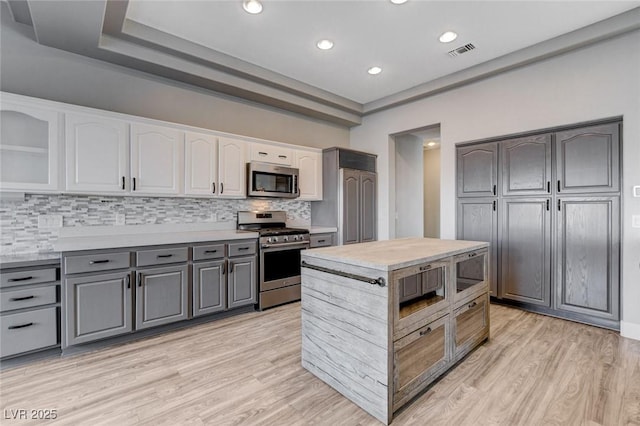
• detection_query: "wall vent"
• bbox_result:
[448,43,476,57]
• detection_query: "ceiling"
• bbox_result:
[5,1,640,126]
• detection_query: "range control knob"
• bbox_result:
[272,236,278,243]
[283,236,289,242]
[266,237,273,243]
[293,235,300,241]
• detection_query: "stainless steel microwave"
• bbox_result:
[247,162,299,198]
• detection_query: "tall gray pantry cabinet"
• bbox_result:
[456,121,621,329]
[311,147,377,245]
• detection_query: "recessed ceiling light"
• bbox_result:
[316,39,334,50]
[367,66,382,75]
[390,0,408,4]
[242,0,263,14]
[427,141,436,147]
[439,31,458,43]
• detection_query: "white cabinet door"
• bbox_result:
[185,131,218,196]
[0,100,59,191]
[65,113,129,193]
[250,143,293,166]
[295,150,322,200]
[218,137,246,198]
[131,123,184,196]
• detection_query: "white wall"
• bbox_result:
[423,148,441,238]
[351,30,640,335]
[394,134,424,237]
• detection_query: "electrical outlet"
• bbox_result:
[38,214,63,229]
[633,215,640,229]
[634,186,640,197]
[115,213,126,226]
[209,212,218,222]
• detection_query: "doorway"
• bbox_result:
[393,125,441,238]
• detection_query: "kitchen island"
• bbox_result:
[300,238,490,424]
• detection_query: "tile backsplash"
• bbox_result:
[0,194,310,255]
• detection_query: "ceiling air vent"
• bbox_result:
[448,43,476,57]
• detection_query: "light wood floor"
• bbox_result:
[1,303,639,425]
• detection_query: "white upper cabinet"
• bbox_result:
[0,100,59,191]
[65,112,129,194]
[185,131,218,196]
[218,137,246,198]
[130,123,184,196]
[250,143,293,166]
[295,150,323,200]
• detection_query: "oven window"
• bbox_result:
[263,249,301,282]
[253,172,292,194]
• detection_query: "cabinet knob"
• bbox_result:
[419,327,432,336]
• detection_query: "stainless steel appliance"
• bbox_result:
[247,162,299,198]
[311,147,377,245]
[237,211,309,309]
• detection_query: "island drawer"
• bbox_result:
[393,314,451,409]
[454,248,489,302]
[136,247,188,267]
[454,294,489,359]
[228,241,256,257]
[193,244,225,261]
[310,234,333,248]
[1,307,58,358]
[1,285,57,312]
[1,268,57,288]
[65,252,130,275]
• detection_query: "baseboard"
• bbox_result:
[620,321,640,341]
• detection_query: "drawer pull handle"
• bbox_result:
[10,295,35,301]
[419,327,432,336]
[89,260,110,265]
[419,265,432,271]
[238,247,250,251]
[468,302,478,309]
[204,250,218,254]
[157,254,174,258]
[278,155,287,159]
[8,276,34,282]
[258,151,268,156]
[317,239,326,243]
[468,253,477,258]
[8,322,34,330]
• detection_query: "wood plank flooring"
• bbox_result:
[1,303,639,425]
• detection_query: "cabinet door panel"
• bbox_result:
[457,199,498,296]
[501,134,551,196]
[499,198,551,306]
[341,169,360,245]
[457,143,497,197]
[136,265,188,329]
[295,150,322,200]
[556,197,619,319]
[218,137,246,198]
[65,113,128,193]
[131,123,183,195]
[193,261,226,316]
[65,272,132,346]
[556,123,620,194]
[185,132,217,196]
[360,171,377,243]
[228,256,256,309]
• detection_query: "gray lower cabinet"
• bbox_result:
[457,143,497,198]
[228,256,257,309]
[309,233,335,248]
[501,134,552,196]
[136,265,188,330]
[340,168,377,245]
[556,197,620,320]
[65,272,132,346]
[456,198,498,296]
[192,260,226,317]
[499,198,551,306]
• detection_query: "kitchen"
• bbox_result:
[1,1,640,424]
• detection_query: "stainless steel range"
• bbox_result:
[237,211,310,310]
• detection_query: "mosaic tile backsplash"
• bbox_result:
[0,194,311,255]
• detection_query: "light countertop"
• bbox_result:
[0,252,61,269]
[301,237,489,271]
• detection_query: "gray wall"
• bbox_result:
[0,7,349,149]
[423,148,440,238]
[351,30,640,336]
[394,134,424,238]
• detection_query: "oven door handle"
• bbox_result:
[261,242,310,249]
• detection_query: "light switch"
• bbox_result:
[633,215,640,229]
[634,186,640,197]
[115,213,126,226]
[38,214,63,229]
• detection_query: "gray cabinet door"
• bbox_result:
[457,199,498,297]
[555,123,620,194]
[555,197,619,320]
[457,143,497,198]
[360,171,377,243]
[65,272,132,346]
[499,198,551,306]
[193,260,226,317]
[341,168,361,245]
[136,265,188,330]
[228,256,257,309]
[501,134,551,196]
